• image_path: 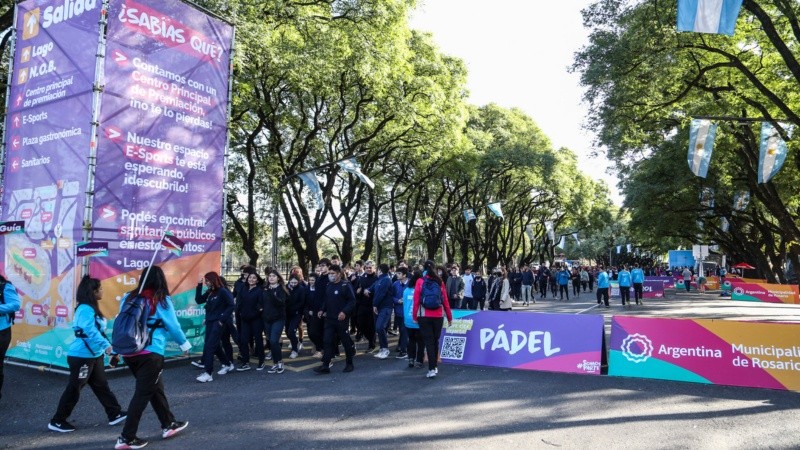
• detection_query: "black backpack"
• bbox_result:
[420,278,443,309]
[111,294,162,355]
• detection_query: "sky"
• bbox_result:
[408,0,623,205]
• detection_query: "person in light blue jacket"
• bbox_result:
[116,265,191,450]
[596,266,610,308]
[631,263,645,305]
[0,273,21,403]
[618,265,632,306]
[49,275,126,433]
[402,270,424,368]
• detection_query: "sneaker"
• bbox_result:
[395,351,408,359]
[48,421,76,432]
[236,363,251,371]
[434,367,438,374]
[161,421,188,439]
[256,361,267,371]
[115,436,148,449]
[328,362,334,368]
[426,369,437,378]
[190,360,204,369]
[265,351,272,360]
[366,346,376,354]
[313,365,331,374]
[343,363,354,373]
[298,343,304,351]
[289,351,298,359]
[312,351,323,358]
[408,360,414,368]
[267,363,284,374]
[108,412,127,426]
[414,361,423,369]
[387,330,398,336]
[217,363,235,375]
[196,372,213,383]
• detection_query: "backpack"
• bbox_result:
[420,278,443,310]
[111,294,162,355]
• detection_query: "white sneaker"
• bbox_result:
[434,367,438,374]
[312,351,322,358]
[289,351,298,359]
[426,369,437,378]
[196,372,213,383]
[217,364,234,375]
[375,348,389,359]
[298,343,304,351]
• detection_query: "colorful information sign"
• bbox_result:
[730,281,800,304]
[610,316,800,391]
[440,310,604,375]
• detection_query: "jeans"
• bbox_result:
[0,327,10,401]
[264,319,285,364]
[122,353,176,440]
[53,355,122,422]
[684,279,691,292]
[239,318,265,363]
[322,319,355,365]
[418,317,444,371]
[220,321,237,363]
[521,285,532,304]
[202,321,231,374]
[374,307,392,349]
[285,311,303,352]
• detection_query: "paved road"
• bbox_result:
[2,289,799,449]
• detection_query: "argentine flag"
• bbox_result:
[487,203,504,219]
[298,171,324,209]
[687,119,717,178]
[677,0,743,35]
[463,209,477,222]
[758,122,793,184]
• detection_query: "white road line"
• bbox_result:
[577,304,601,314]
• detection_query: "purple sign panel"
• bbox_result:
[440,310,604,375]
[2,0,102,364]
[91,0,232,291]
[646,276,675,289]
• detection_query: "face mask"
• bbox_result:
[328,274,337,282]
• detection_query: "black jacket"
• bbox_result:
[472,277,487,302]
[321,280,356,323]
[286,284,307,315]
[195,285,235,323]
[237,284,264,321]
[261,285,287,322]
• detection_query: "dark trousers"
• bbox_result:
[0,327,10,401]
[306,313,324,351]
[572,281,581,295]
[596,287,609,306]
[220,321,237,363]
[285,311,303,352]
[582,281,588,292]
[539,282,547,298]
[356,310,375,348]
[122,353,176,440]
[478,295,486,310]
[460,296,473,309]
[620,286,631,305]
[407,327,425,363]
[202,322,231,374]
[239,318,265,363]
[264,319,285,364]
[418,317,444,371]
[633,283,643,303]
[53,355,122,422]
[559,285,569,300]
[322,319,355,365]
[684,279,691,292]
[396,315,408,351]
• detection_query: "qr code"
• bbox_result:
[441,336,466,360]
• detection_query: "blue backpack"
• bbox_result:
[421,278,443,310]
[111,294,161,355]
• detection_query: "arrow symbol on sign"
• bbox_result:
[26,15,37,35]
[106,127,121,140]
[13,116,20,127]
[12,137,20,149]
[102,206,116,219]
[15,94,23,106]
[22,48,30,60]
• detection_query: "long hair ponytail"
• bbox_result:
[423,260,443,285]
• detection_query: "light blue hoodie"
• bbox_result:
[69,304,110,358]
[618,270,632,287]
[0,282,21,331]
[118,293,190,356]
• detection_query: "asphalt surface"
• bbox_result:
[2,288,800,449]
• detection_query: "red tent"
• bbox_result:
[732,262,755,269]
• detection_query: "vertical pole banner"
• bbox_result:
[3,1,104,365]
[610,316,800,391]
[439,310,604,375]
[91,0,233,354]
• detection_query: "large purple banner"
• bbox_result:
[440,310,604,375]
[2,0,102,364]
[90,0,232,347]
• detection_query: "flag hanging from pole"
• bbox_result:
[487,203,504,219]
[558,235,566,249]
[687,119,717,178]
[733,191,750,211]
[699,187,715,208]
[545,221,555,242]
[572,233,580,246]
[758,122,793,184]
[721,216,730,232]
[160,231,185,256]
[525,225,535,241]
[463,209,477,222]
[298,171,324,209]
[626,243,632,253]
[337,158,375,189]
[616,245,621,254]
[677,0,743,35]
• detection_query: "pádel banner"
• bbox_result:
[610,316,800,391]
[730,281,800,304]
[645,276,675,289]
[609,281,663,299]
[440,310,604,375]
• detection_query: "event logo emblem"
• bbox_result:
[621,333,653,363]
[733,287,745,296]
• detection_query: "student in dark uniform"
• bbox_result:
[314,265,356,374]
